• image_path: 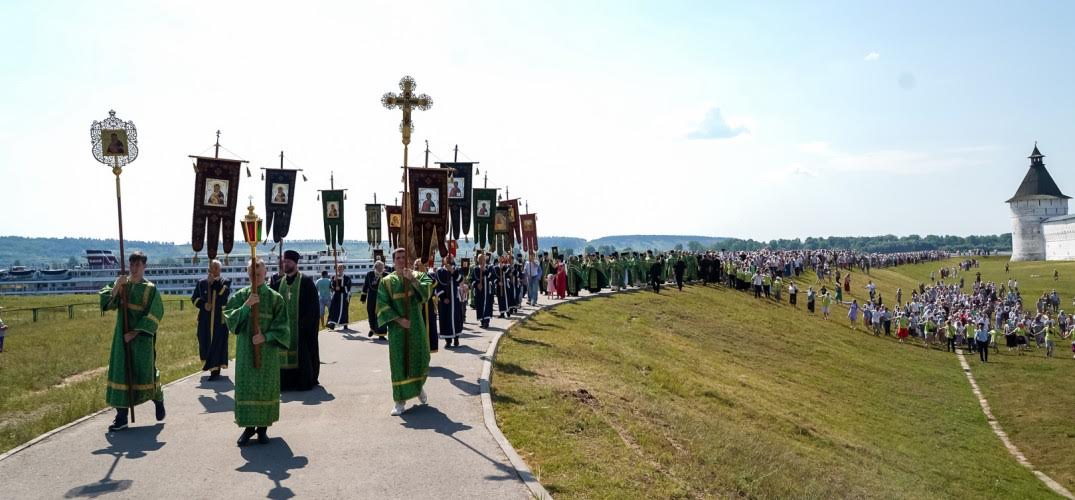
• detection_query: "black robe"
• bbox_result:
[191,277,231,372]
[497,264,512,314]
[425,269,439,352]
[436,267,465,339]
[361,270,387,335]
[273,273,321,391]
[328,274,352,327]
[471,264,496,323]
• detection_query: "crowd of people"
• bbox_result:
[33,243,1075,449]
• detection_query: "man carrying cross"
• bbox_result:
[377,248,436,416]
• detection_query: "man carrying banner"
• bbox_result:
[327,263,352,331]
[224,259,291,445]
[273,249,321,391]
[191,259,231,380]
[377,248,436,416]
[101,252,165,431]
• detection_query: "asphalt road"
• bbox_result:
[0,289,587,499]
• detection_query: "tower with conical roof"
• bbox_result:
[1008,143,1069,261]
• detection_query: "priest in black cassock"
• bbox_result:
[272,250,321,391]
[361,259,388,338]
[436,255,465,348]
[471,252,496,328]
[191,259,231,380]
[327,263,352,331]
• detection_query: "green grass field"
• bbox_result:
[493,257,1075,499]
[0,290,368,454]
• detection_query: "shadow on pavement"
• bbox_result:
[236,438,309,500]
[64,424,166,498]
[444,344,484,356]
[281,385,336,406]
[197,377,236,414]
[429,366,480,395]
[398,406,517,481]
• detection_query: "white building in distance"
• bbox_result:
[1008,144,1074,261]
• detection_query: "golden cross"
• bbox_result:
[381,76,433,166]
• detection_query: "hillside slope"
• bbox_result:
[493,283,1059,498]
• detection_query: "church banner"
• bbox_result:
[520,213,538,254]
[264,168,298,243]
[472,188,498,251]
[385,205,403,250]
[321,190,345,247]
[407,167,450,262]
[500,198,522,242]
[190,156,245,260]
[437,162,475,242]
[494,205,512,255]
[366,203,382,250]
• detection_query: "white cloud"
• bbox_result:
[765,162,817,181]
[793,142,992,175]
[864,51,880,62]
[687,107,750,140]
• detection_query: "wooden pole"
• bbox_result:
[113,155,135,423]
[249,243,263,369]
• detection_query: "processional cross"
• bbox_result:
[381,76,433,168]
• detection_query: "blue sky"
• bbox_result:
[1,1,1073,243]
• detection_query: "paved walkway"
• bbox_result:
[0,289,598,499]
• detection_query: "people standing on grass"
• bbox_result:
[847,300,859,330]
[0,312,7,353]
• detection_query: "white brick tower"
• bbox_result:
[1008,143,1068,261]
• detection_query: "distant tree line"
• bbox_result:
[709,234,1012,253]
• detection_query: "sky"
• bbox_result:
[1,0,1074,244]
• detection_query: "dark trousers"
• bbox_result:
[675,272,684,291]
[883,320,891,336]
[977,341,990,361]
[763,285,770,298]
[947,338,956,352]
[753,285,762,298]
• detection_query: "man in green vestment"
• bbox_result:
[377,248,437,416]
[100,251,165,432]
[225,259,291,445]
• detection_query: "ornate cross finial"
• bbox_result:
[381,76,433,159]
[214,130,221,158]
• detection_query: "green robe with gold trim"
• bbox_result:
[224,285,291,428]
[377,270,436,403]
[100,280,164,408]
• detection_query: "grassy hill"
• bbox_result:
[492,257,1075,498]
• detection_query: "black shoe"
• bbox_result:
[237,427,256,446]
[108,409,129,432]
[453,339,460,347]
[256,427,269,444]
[327,323,336,330]
[368,330,375,338]
[154,400,166,422]
[209,369,220,381]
